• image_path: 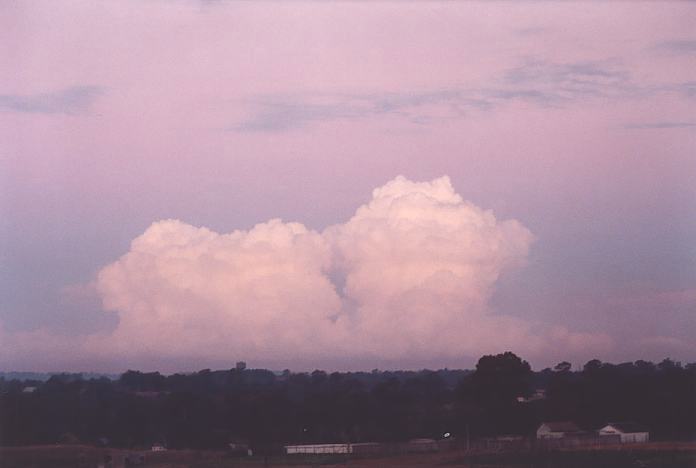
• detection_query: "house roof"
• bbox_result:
[604,422,649,433]
[540,421,582,432]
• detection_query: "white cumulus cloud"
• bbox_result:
[2,175,615,370]
[325,175,536,359]
[96,219,344,362]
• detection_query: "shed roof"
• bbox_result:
[604,422,649,433]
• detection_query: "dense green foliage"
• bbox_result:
[1,354,694,449]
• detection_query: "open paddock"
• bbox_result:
[1,442,695,467]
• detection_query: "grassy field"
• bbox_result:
[1,443,695,468]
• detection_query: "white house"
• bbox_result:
[536,421,583,439]
[598,423,649,443]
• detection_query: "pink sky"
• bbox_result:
[1,1,695,372]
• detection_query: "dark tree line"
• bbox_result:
[1,354,694,449]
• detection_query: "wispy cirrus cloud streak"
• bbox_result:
[232,91,491,132]
[624,121,696,130]
[500,59,634,101]
[670,81,696,98]
[654,39,696,55]
[231,59,662,132]
[0,86,103,115]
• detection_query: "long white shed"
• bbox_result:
[285,443,352,454]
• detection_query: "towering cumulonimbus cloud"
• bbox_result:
[325,176,536,359]
[93,175,611,365]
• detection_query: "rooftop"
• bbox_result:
[604,422,649,433]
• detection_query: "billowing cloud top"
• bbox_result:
[98,219,341,360]
[89,175,609,367]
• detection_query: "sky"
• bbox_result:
[1,1,695,373]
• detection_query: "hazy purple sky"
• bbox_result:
[1,1,695,372]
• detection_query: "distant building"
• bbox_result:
[228,440,251,456]
[285,443,351,454]
[536,421,583,439]
[598,423,649,443]
[517,389,546,403]
[151,444,167,452]
[22,386,37,393]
